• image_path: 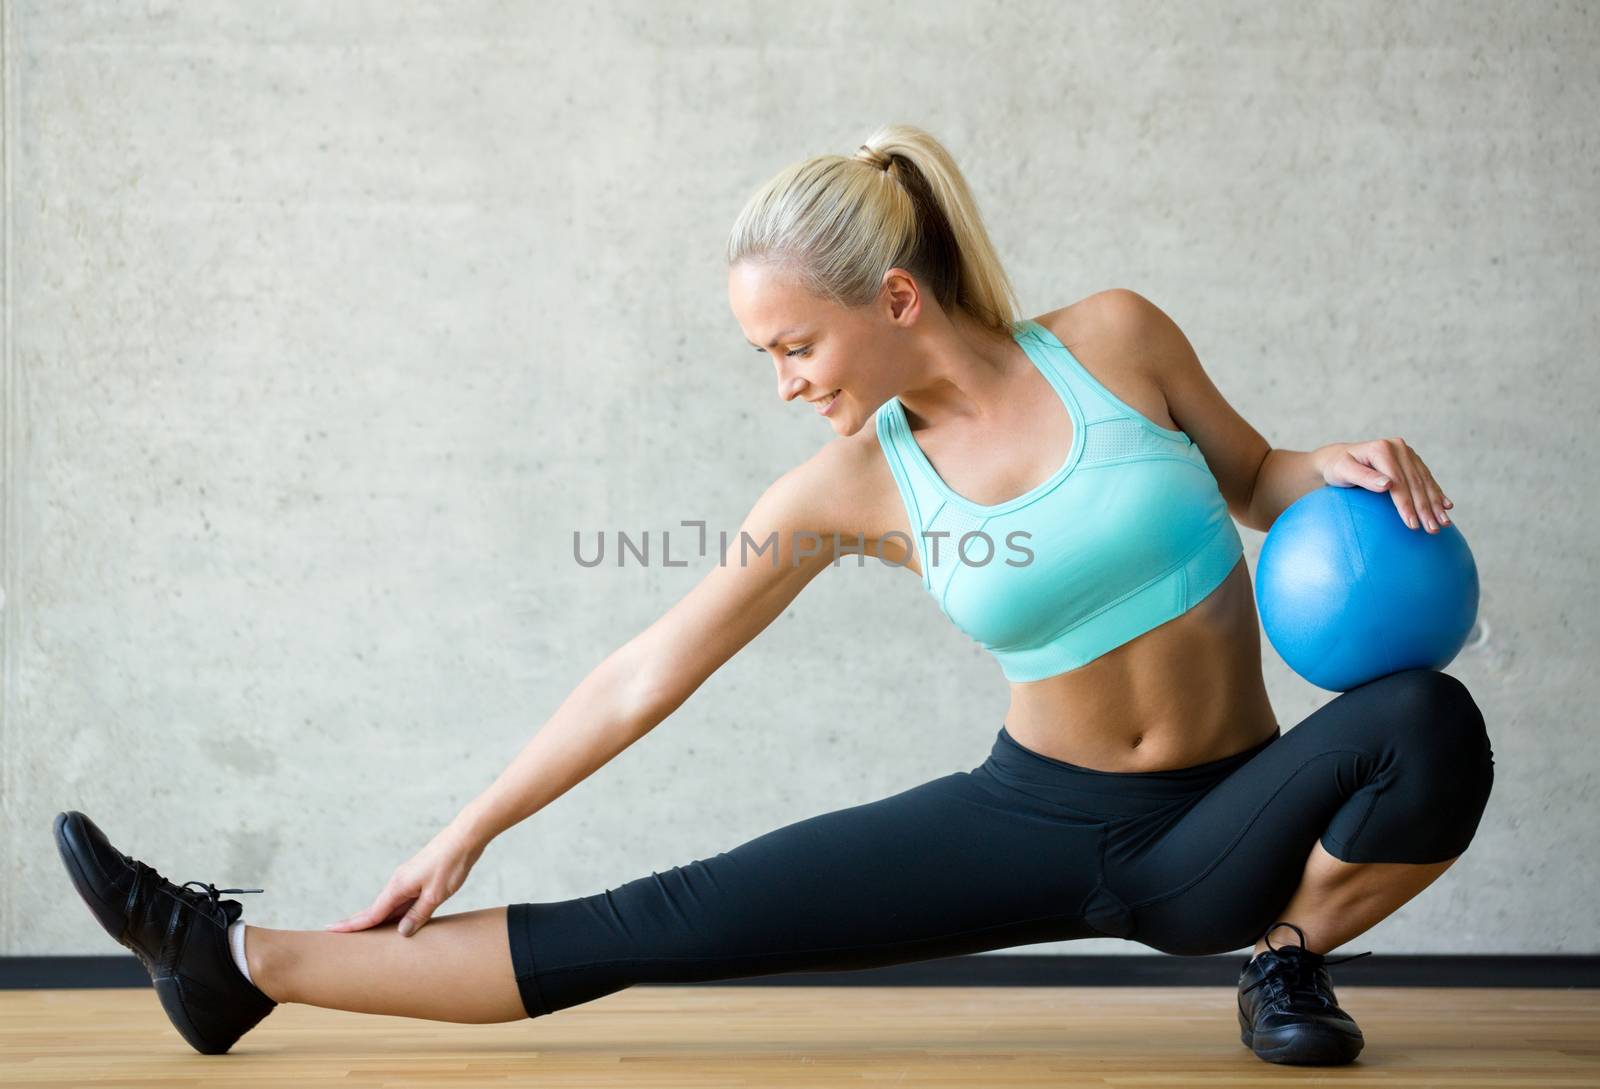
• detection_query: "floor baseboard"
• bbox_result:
[4,953,1596,990]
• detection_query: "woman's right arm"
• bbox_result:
[447,448,857,850]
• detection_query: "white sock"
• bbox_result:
[227,920,254,984]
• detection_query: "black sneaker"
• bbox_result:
[52,810,278,1054]
[1237,921,1372,1065]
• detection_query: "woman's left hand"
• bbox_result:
[1320,437,1454,533]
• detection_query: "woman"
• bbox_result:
[55,123,1494,1067]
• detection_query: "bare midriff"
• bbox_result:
[1000,558,1280,772]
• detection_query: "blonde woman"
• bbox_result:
[56,123,1493,1067]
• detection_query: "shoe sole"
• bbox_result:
[1240,1021,1364,1065]
[153,973,239,1055]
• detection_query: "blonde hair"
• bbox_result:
[725,123,1021,337]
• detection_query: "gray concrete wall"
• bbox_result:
[3,1,1595,958]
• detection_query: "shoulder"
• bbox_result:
[762,421,896,540]
[1033,288,1205,412]
[1028,289,1183,424]
[1035,288,1186,360]
[1037,290,1270,523]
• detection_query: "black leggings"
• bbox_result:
[506,668,1494,1019]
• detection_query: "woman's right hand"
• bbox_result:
[325,821,487,938]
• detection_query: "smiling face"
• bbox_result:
[728,259,910,435]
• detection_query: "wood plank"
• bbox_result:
[3,986,1598,1087]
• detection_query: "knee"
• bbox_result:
[1375,669,1494,771]
[1373,669,1496,853]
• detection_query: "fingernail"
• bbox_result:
[1376,477,1390,486]
[398,922,412,937]
[1440,513,1451,525]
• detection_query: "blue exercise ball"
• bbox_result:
[1255,485,1479,691]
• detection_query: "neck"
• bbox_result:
[893,308,1022,428]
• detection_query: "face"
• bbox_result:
[728,260,916,434]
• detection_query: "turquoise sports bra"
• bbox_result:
[874,318,1244,683]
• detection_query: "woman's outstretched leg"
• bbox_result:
[58,745,1110,1041]
[244,909,524,1023]
[53,809,527,1042]
[256,761,1109,1024]
[505,769,1108,1019]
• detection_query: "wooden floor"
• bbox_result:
[3,986,1598,1087]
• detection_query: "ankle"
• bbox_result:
[1252,937,1318,959]
[243,926,291,1004]
[1253,920,1324,959]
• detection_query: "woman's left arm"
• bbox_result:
[1085,289,1456,536]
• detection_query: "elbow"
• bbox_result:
[1235,448,1274,533]
[604,649,689,728]
[1232,503,1267,534]
[1228,489,1265,534]
[631,672,689,726]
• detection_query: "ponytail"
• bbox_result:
[726,123,1021,337]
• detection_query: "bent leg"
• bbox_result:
[1248,841,1460,956]
[1119,669,1496,956]
[509,769,1106,1018]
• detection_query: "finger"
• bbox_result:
[1387,441,1430,532]
[1395,442,1437,532]
[1340,447,1394,492]
[1331,444,1395,489]
[327,887,411,932]
[1413,458,1451,526]
[398,891,443,938]
[1361,441,1420,530]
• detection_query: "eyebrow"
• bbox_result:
[747,326,807,349]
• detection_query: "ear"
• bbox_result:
[880,267,921,326]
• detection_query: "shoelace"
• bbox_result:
[1241,946,1373,1009]
[125,858,263,932]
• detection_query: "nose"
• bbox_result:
[773,363,807,403]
